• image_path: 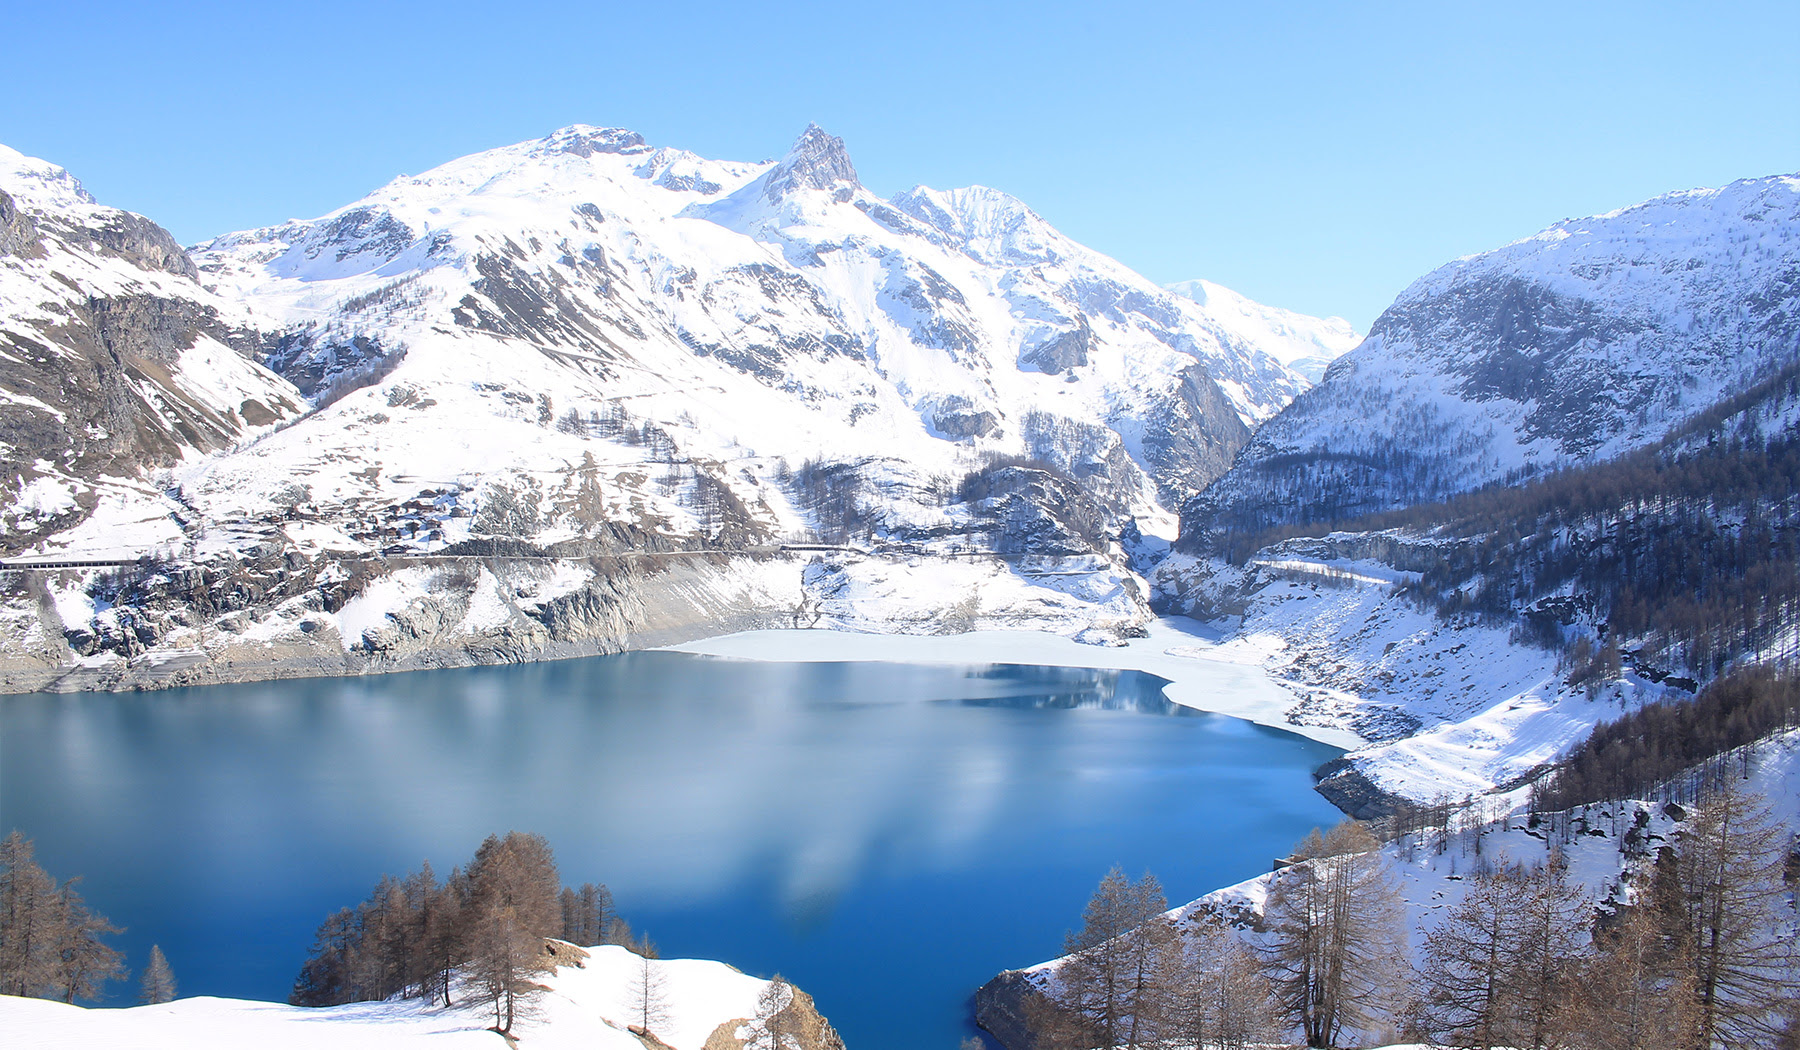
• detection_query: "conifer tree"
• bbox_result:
[629,951,669,1034]
[1671,785,1794,1050]
[138,944,177,1005]
[49,878,124,1003]
[0,830,59,997]
[1057,866,1168,1050]
[1414,859,1587,1049]
[1261,820,1407,1049]
[0,832,124,1003]
[1156,918,1277,1050]
[465,832,559,1034]
[746,975,798,1050]
[1503,858,1589,1049]
[1565,906,1698,1050]
[1417,864,1520,1049]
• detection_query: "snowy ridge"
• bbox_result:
[184,121,1319,540]
[1164,278,1361,383]
[0,144,304,549]
[1192,173,1800,531]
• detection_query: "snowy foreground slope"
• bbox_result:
[978,729,1800,1050]
[0,126,1349,693]
[1,944,839,1050]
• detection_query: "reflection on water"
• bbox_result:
[0,651,1344,1050]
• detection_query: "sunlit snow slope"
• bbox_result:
[1190,174,1800,534]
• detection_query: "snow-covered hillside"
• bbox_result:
[979,728,1800,1050]
[1164,278,1360,383]
[0,144,304,552]
[1188,174,1800,538]
[185,122,1317,540]
[1148,541,1682,812]
[2,944,841,1050]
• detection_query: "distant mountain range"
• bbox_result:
[0,126,1354,691]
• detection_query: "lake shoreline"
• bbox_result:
[664,617,1366,752]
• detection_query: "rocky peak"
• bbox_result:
[763,124,859,203]
[539,125,652,159]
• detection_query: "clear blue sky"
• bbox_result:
[3,0,1794,329]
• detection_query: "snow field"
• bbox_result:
[0,944,774,1050]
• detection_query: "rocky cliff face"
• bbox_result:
[0,145,303,554]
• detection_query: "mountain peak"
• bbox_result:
[536,125,652,159]
[764,124,859,202]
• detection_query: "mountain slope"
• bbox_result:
[0,145,304,552]
[1186,174,1800,542]
[1156,174,1800,812]
[185,123,1320,539]
[1164,278,1361,383]
[0,127,1346,692]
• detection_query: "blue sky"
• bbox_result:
[3,0,1794,329]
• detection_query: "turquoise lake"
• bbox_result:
[0,649,1346,1048]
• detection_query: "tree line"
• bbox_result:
[1532,665,1800,811]
[1023,786,1798,1049]
[290,831,651,1035]
[0,830,177,1006]
[1191,360,1800,681]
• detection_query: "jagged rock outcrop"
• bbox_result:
[703,982,846,1050]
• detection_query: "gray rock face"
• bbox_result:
[763,124,860,202]
[0,551,800,695]
[541,125,651,158]
[1312,757,1408,820]
[973,969,1047,1050]
[929,395,1000,440]
[1019,315,1092,375]
[0,157,303,553]
[0,190,39,257]
[1139,364,1251,504]
[0,278,273,497]
[81,207,199,278]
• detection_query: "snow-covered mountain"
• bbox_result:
[0,126,1348,692]
[184,122,1315,535]
[0,144,304,551]
[1154,173,1800,817]
[1164,278,1360,383]
[1186,174,1800,540]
